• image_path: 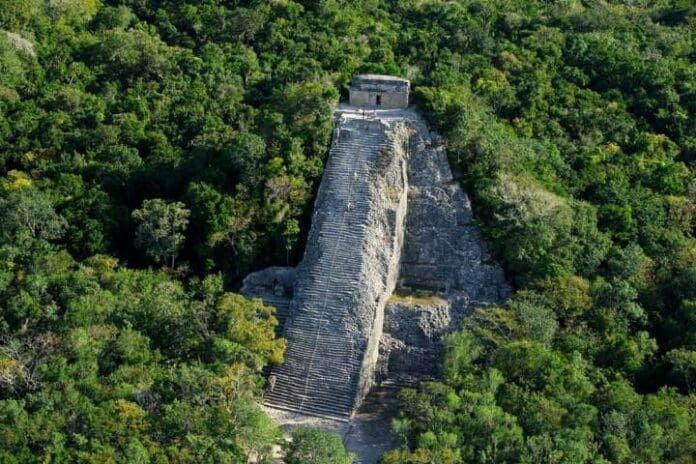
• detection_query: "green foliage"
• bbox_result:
[285,427,355,464]
[1,0,695,462]
[132,199,190,268]
[0,252,284,462]
[380,1,696,462]
[0,186,66,243]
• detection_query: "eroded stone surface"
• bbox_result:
[240,266,296,332]
[377,113,511,388]
[377,298,451,383]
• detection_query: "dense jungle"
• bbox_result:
[1,0,695,462]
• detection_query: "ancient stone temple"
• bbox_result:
[241,99,510,462]
[349,74,410,109]
[243,104,508,418]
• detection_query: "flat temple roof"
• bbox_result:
[353,74,409,82]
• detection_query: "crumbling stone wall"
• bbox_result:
[377,116,510,387]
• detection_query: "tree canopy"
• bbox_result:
[1,0,695,462]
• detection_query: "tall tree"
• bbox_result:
[284,427,354,464]
[0,187,66,243]
[132,199,190,268]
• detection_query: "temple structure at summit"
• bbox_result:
[348,74,410,109]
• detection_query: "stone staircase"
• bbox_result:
[264,118,408,420]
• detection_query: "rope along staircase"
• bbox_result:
[265,118,404,420]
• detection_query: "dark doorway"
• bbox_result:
[375,94,381,106]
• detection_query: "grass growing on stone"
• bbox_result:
[388,292,446,307]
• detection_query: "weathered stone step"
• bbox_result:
[265,397,352,421]
[267,377,356,399]
[266,391,354,411]
[266,385,355,407]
